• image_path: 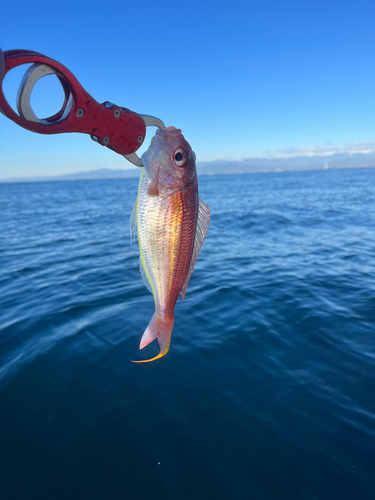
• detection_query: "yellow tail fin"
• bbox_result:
[132,312,174,363]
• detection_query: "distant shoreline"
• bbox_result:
[1,164,375,184]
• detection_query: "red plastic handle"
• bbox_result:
[0,49,146,156]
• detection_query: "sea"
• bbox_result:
[0,168,374,500]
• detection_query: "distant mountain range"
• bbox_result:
[1,152,375,183]
[0,168,141,183]
[198,152,375,175]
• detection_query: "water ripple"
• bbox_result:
[1,172,375,499]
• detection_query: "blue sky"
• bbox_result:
[1,0,374,179]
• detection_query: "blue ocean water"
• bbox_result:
[0,169,374,500]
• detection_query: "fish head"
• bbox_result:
[141,126,197,190]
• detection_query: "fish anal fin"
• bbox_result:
[181,199,210,300]
[140,257,153,294]
[129,197,138,244]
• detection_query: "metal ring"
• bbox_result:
[16,63,72,124]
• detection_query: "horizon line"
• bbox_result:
[1,164,375,184]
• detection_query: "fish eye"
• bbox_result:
[173,148,189,167]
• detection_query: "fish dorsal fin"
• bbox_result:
[140,257,153,294]
[181,199,210,300]
[129,197,137,244]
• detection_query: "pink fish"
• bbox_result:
[131,126,210,362]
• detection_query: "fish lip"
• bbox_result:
[156,126,182,142]
[123,116,165,167]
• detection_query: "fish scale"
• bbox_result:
[132,126,210,362]
[137,172,198,313]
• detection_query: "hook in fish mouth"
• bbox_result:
[123,115,166,167]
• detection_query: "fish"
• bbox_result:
[130,126,210,362]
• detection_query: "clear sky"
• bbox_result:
[1,0,374,179]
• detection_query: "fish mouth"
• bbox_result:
[165,126,182,134]
[157,126,182,141]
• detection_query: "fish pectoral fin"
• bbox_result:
[132,312,174,363]
[147,166,160,196]
[181,198,210,300]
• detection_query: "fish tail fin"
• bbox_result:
[132,312,174,363]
